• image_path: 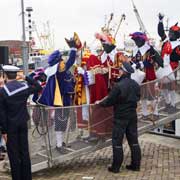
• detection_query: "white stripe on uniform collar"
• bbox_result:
[4,83,28,96]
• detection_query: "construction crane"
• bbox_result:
[114,14,126,39]
[131,0,149,36]
[131,0,155,45]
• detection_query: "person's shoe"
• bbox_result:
[59,142,71,148]
[126,164,140,171]
[108,166,119,173]
[168,106,178,114]
[141,115,150,121]
[55,146,67,154]
[163,103,171,112]
[83,136,99,143]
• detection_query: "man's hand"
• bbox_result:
[95,100,101,105]
[65,38,76,48]
[77,66,85,75]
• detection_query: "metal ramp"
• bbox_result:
[29,100,180,172]
[28,107,180,173]
[4,66,180,173]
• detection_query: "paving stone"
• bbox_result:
[0,135,180,180]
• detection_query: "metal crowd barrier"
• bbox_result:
[4,66,180,172]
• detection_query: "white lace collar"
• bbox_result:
[170,40,180,49]
[133,42,150,57]
[101,49,116,64]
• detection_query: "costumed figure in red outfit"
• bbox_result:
[95,30,117,90]
[76,43,112,141]
[158,13,180,113]
[130,32,163,120]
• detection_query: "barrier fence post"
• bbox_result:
[41,107,52,168]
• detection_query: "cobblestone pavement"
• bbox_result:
[0,134,180,180]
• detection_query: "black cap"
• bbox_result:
[121,62,134,74]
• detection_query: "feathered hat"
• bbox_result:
[129,32,148,41]
[48,50,62,66]
[95,32,116,53]
[169,23,180,39]
[170,23,180,32]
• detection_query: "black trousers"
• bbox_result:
[7,121,32,180]
[112,115,141,170]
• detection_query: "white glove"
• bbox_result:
[163,54,170,66]
[131,63,137,70]
[139,61,144,69]
[77,66,85,75]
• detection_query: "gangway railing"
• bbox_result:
[4,65,180,173]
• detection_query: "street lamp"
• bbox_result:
[26,7,33,53]
[21,0,29,75]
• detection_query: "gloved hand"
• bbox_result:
[163,54,170,66]
[149,46,155,55]
[143,59,152,68]
[131,63,137,70]
[28,72,36,80]
[139,61,144,69]
[77,66,85,75]
[136,62,141,69]
[36,73,47,82]
[65,37,76,48]
[158,13,164,21]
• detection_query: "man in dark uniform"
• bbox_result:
[96,62,141,173]
[0,65,42,180]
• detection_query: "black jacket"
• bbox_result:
[0,76,42,133]
[100,74,140,120]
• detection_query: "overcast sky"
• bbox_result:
[0,0,180,49]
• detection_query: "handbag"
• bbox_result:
[155,64,175,83]
[131,69,145,85]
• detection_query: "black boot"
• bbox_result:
[126,164,140,171]
[168,106,178,114]
[108,165,119,173]
[109,145,123,173]
[164,103,171,112]
[129,144,141,170]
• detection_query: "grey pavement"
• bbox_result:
[1,133,180,180]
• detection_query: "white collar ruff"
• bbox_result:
[133,42,150,57]
[101,49,116,64]
[170,41,180,49]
